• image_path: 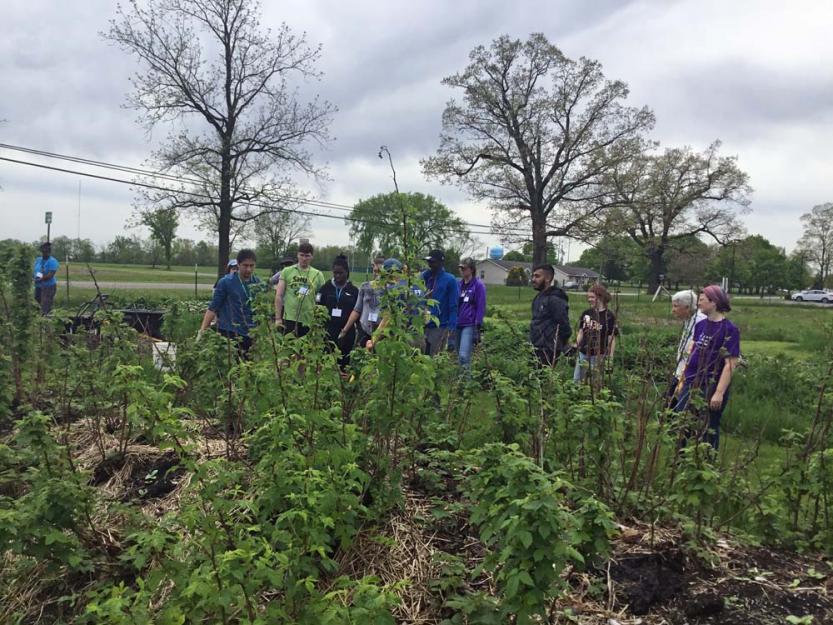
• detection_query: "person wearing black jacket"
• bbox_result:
[317,255,359,369]
[529,264,571,366]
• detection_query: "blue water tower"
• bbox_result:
[488,245,504,260]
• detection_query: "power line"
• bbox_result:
[0,141,532,237]
[0,153,513,238]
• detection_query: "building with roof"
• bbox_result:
[475,259,601,287]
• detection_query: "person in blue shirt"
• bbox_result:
[33,241,59,315]
[420,249,458,356]
[198,249,263,356]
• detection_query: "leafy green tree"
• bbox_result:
[706,235,789,293]
[104,235,147,265]
[796,203,833,288]
[503,250,529,262]
[665,237,712,288]
[784,251,813,290]
[139,207,179,269]
[348,192,472,261]
[601,142,751,292]
[106,0,333,277]
[505,266,529,286]
[576,236,645,282]
[422,33,654,267]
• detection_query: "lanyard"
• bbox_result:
[333,281,346,304]
[237,273,254,304]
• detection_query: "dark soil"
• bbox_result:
[90,450,184,501]
[609,550,688,615]
[121,451,183,501]
[607,540,833,625]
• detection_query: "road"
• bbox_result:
[65,280,214,291]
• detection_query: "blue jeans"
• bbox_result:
[573,352,598,382]
[672,383,729,450]
[454,326,476,370]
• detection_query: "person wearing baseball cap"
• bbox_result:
[33,241,59,315]
[420,249,458,356]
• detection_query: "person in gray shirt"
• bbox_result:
[339,256,385,348]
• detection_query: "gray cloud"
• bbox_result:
[1,0,831,257]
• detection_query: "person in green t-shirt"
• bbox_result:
[274,241,326,337]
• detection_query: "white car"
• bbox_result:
[791,289,832,303]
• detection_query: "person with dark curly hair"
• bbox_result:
[317,254,359,368]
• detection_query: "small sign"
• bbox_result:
[45,211,52,224]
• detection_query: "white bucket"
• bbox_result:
[152,341,177,372]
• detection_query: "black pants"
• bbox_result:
[282,320,310,338]
[534,341,564,368]
[218,329,252,359]
[327,327,356,369]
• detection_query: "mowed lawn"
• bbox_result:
[486,284,830,360]
[53,269,831,356]
[61,262,223,284]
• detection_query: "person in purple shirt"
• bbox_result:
[672,284,741,449]
[452,257,486,371]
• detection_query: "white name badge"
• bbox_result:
[368,312,379,322]
[332,308,343,318]
[463,296,470,302]
[299,286,309,295]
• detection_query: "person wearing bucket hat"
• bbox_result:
[452,257,486,371]
[420,249,458,356]
[363,258,426,351]
[213,258,239,289]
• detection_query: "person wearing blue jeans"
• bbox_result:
[452,258,486,371]
[573,284,618,383]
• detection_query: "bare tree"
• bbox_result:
[797,202,833,287]
[600,142,751,291]
[254,207,310,267]
[106,0,334,276]
[422,33,654,266]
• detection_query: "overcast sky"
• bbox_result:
[1,0,831,261]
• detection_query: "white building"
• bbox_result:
[475,259,600,287]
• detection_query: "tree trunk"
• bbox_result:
[531,211,548,268]
[647,248,665,293]
[217,150,232,278]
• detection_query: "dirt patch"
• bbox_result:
[609,550,687,615]
[90,448,184,501]
[604,528,833,625]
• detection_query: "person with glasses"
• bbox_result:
[274,241,325,337]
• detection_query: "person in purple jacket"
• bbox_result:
[672,284,741,450]
[452,258,487,371]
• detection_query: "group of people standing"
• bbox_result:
[198,244,487,369]
[528,264,740,449]
[199,244,740,449]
